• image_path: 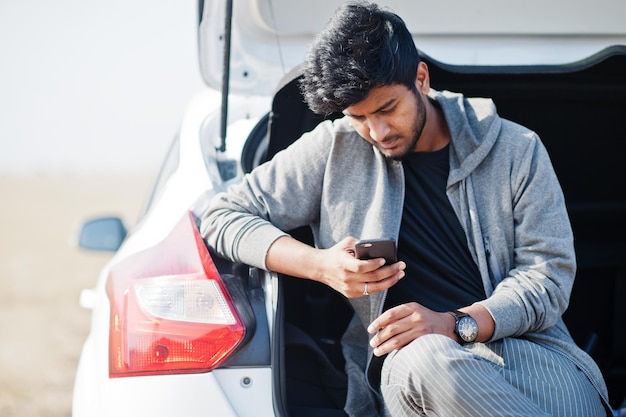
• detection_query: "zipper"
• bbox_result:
[484,236,491,257]
[364,160,405,396]
[375,160,405,319]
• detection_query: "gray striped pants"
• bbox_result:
[380,334,607,417]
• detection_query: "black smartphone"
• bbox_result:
[354,238,397,265]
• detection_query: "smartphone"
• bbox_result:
[354,238,397,265]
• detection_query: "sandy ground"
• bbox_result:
[0,175,152,417]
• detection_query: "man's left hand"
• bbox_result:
[366,302,455,356]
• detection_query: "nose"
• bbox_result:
[368,117,390,142]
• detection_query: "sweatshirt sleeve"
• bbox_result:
[477,133,576,341]
[200,121,334,269]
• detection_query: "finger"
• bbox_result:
[367,261,406,280]
[367,308,396,334]
[353,257,386,273]
[368,303,412,333]
[339,236,359,254]
[362,268,405,295]
[369,318,417,355]
[372,330,415,356]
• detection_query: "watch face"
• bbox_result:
[457,316,478,343]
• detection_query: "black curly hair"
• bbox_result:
[300,1,420,115]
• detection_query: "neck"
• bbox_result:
[415,97,451,152]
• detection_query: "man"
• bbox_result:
[201,1,610,416]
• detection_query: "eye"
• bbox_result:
[380,104,397,115]
[347,114,366,124]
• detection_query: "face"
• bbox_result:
[343,82,427,160]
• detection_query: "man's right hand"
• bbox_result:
[266,236,405,298]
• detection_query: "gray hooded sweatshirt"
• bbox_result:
[201,89,609,413]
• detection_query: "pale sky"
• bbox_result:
[0,0,206,176]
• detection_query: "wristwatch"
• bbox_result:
[448,310,478,344]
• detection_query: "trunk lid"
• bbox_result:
[198,0,626,96]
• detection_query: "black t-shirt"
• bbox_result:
[384,145,485,312]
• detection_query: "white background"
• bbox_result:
[0,0,208,176]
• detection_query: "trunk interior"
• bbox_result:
[246,46,626,415]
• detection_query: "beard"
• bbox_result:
[383,91,428,161]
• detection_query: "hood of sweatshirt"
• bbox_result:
[429,89,502,186]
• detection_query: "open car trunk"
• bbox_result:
[244,46,626,415]
[427,48,626,412]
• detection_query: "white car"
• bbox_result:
[73,0,626,415]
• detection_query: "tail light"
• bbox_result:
[106,211,245,377]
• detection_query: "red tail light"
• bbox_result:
[106,211,245,377]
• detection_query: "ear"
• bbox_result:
[415,61,430,93]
